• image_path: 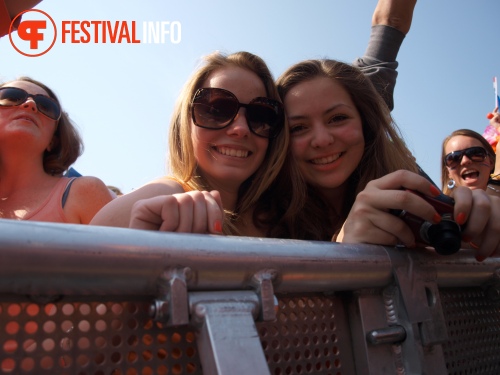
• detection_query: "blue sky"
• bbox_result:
[2,0,499,193]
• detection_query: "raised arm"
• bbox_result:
[353,0,417,110]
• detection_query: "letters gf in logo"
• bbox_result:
[9,9,57,57]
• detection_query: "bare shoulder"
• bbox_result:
[89,176,185,228]
[133,177,186,197]
[64,176,114,224]
[71,176,112,194]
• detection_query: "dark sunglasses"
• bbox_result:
[191,87,284,138]
[444,146,488,168]
[0,87,62,121]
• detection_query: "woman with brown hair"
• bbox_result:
[0,77,113,223]
[273,59,500,261]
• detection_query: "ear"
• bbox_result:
[489,155,495,173]
[46,139,55,152]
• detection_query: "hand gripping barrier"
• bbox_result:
[0,220,499,374]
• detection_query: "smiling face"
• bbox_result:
[284,76,365,196]
[0,80,58,152]
[444,135,493,190]
[190,66,269,191]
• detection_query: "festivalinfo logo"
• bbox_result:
[9,9,182,57]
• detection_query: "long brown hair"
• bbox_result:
[271,59,418,240]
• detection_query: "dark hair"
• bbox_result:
[0,77,83,175]
[270,59,418,240]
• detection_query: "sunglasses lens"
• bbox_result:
[34,96,61,120]
[467,147,487,161]
[445,153,460,167]
[192,89,238,128]
[247,99,283,138]
[0,87,25,106]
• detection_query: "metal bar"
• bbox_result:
[0,221,498,297]
[0,221,392,296]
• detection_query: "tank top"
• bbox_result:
[24,177,77,223]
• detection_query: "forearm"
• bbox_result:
[0,0,43,37]
[372,0,417,35]
[0,0,11,37]
[4,0,42,18]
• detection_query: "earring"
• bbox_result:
[447,179,456,189]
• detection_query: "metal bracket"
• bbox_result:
[189,291,271,375]
[481,267,500,300]
[386,248,448,348]
[251,269,279,321]
[149,267,192,326]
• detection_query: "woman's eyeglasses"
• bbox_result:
[0,87,62,121]
[191,87,284,139]
[444,146,488,168]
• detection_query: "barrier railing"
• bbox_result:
[0,220,499,374]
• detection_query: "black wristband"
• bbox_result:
[488,178,500,186]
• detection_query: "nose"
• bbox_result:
[21,97,38,113]
[310,123,334,148]
[460,153,474,165]
[226,109,251,138]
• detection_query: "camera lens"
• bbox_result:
[426,220,461,255]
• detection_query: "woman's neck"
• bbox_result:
[196,172,241,212]
[0,154,53,196]
[315,183,348,217]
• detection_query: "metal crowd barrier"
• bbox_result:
[0,220,499,374]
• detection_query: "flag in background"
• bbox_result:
[484,76,499,152]
[494,76,499,108]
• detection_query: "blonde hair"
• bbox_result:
[168,51,288,234]
[273,59,419,240]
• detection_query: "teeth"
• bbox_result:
[311,153,341,165]
[462,170,478,179]
[216,146,249,158]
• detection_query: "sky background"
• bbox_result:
[2,0,499,194]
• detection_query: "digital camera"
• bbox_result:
[391,190,461,255]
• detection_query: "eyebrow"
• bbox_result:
[287,103,351,121]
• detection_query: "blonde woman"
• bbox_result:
[91,52,288,236]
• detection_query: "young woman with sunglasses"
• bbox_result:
[272,60,500,261]
[441,129,500,197]
[0,77,114,223]
[91,51,287,235]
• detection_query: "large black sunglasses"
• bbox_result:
[191,87,284,139]
[0,86,62,121]
[444,146,488,168]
